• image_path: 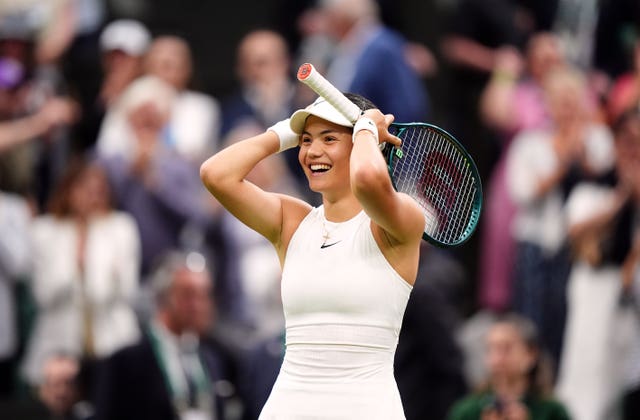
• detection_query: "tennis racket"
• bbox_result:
[297,63,482,248]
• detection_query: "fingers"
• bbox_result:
[359,109,402,147]
[40,97,80,127]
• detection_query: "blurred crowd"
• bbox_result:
[0,0,639,419]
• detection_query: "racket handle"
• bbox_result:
[297,63,362,123]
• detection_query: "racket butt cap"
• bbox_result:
[297,63,313,81]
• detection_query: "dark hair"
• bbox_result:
[492,313,555,398]
[47,155,113,218]
[344,92,377,112]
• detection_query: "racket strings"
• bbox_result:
[391,126,480,245]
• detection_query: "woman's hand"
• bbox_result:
[360,109,402,148]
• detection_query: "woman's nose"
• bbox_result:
[307,139,323,156]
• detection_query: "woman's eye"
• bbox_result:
[301,136,312,144]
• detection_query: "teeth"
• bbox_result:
[310,164,331,171]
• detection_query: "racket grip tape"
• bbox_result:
[297,63,362,123]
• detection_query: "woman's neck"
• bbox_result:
[322,194,362,222]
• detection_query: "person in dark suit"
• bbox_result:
[318,0,430,123]
[94,251,238,420]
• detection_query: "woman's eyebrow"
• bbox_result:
[302,129,341,136]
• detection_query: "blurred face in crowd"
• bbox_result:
[527,33,563,83]
[103,49,140,74]
[128,101,169,137]
[237,30,289,88]
[38,355,80,416]
[485,322,536,383]
[165,267,213,335]
[544,68,588,126]
[144,36,192,90]
[68,164,111,219]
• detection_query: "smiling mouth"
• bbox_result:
[309,164,331,173]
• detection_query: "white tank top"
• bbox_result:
[280,205,413,382]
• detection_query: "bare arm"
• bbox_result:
[199,129,310,255]
[350,110,424,246]
[441,36,498,74]
[0,97,78,153]
[479,47,524,133]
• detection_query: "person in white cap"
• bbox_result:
[200,93,424,419]
[98,19,151,106]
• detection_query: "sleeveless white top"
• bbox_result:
[259,206,413,420]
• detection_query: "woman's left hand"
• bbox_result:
[361,109,402,147]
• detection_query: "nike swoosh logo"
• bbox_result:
[320,241,341,249]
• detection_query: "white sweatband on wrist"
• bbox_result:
[268,119,299,152]
[352,117,379,144]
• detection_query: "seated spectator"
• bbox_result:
[447,313,570,420]
[97,76,212,278]
[20,157,141,389]
[143,35,221,164]
[94,250,239,420]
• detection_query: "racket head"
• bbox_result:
[385,123,483,247]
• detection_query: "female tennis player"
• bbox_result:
[200,93,424,419]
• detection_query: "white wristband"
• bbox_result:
[352,117,379,144]
[268,119,299,152]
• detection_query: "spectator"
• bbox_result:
[97,19,151,108]
[476,32,565,312]
[20,157,141,390]
[506,66,615,369]
[220,29,306,198]
[318,0,430,122]
[221,29,295,139]
[94,250,239,420]
[447,313,570,420]
[0,49,78,206]
[556,107,640,420]
[86,19,151,150]
[97,76,211,278]
[143,35,221,164]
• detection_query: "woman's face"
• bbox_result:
[485,323,536,382]
[69,165,110,218]
[298,115,353,196]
